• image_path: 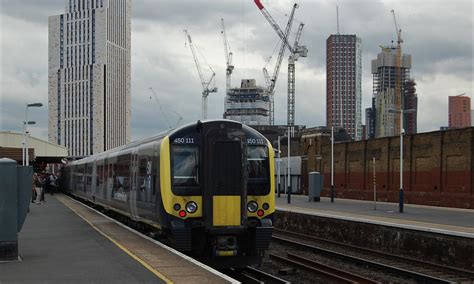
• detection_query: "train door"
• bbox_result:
[130,148,139,220]
[202,122,246,229]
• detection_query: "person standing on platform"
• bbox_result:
[49,173,56,195]
[32,173,37,203]
[34,173,43,205]
[40,172,47,202]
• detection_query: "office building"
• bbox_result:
[48,0,131,157]
[449,95,471,129]
[326,34,362,140]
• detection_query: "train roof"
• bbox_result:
[68,119,267,166]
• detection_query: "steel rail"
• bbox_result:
[270,253,380,284]
[272,235,456,284]
[274,228,474,281]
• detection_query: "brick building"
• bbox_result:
[299,127,474,209]
[326,34,362,141]
[449,95,471,129]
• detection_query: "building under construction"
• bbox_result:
[367,46,412,138]
[223,79,270,126]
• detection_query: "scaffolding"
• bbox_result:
[224,79,270,126]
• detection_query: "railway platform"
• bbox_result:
[275,194,474,237]
[0,194,237,284]
[274,194,474,270]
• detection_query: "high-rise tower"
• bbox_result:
[48,0,131,157]
[369,46,412,138]
[326,34,362,141]
[449,95,471,129]
[404,79,417,134]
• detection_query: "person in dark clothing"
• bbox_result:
[32,173,37,203]
[44,173,51,196]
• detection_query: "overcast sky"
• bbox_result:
[1,0,473,142]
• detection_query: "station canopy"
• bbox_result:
[0,131,68,164]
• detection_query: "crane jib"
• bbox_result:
[254,0,264,10]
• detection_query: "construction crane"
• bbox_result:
[184,29,217,120]
[379,44,391,52]
[255,0,307,126]
[149,87,183,129]
[221,18,234,99]
[254,0,295,52]
[171,110,183,128]
[261,2,298,125]
[287,23,307,126]
[391,9,403,133]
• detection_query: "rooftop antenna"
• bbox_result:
[336,5,340,34]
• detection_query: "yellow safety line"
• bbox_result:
[59,197,173,284]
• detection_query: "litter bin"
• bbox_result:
[308,172,323,202]
[0,158,32,261]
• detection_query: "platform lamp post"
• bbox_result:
[330,126,335,203]
[388,107,416,213]
[277,136,282,198]
[23,103,43,166]
[287,127,291,204]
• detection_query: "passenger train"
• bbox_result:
[62,119,275,267]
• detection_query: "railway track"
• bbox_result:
[225,266,290,284]
[270,252,380,284]
[273,229,474,283]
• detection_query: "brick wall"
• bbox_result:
[300,127,474,208]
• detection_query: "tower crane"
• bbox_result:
[221,18,234,99]
[171,110,183,128]
[254,0,307,126]
[287,23,307,126]
[391,9,403,133]
[261,2,298,125]
[184,29,217,120]
[149,87,183,129]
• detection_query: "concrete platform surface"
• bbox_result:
[0,194,236,284]
[276,194,474,237]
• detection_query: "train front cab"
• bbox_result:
[160,120,275,267]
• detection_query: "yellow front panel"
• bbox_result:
[160,136,203,219]
[213,196,241,226]
[247,140,276,218]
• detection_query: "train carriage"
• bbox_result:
[62,119,275,267]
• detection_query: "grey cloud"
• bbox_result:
[2,0,65,24]
[1,0,472,142]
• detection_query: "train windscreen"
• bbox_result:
[172,146,199,188]
[247,145,270,195]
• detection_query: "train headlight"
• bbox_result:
[247,201,258,213]
[185,201,198,213]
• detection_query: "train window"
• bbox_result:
[247,146,270,195]
[172,146,199,187]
